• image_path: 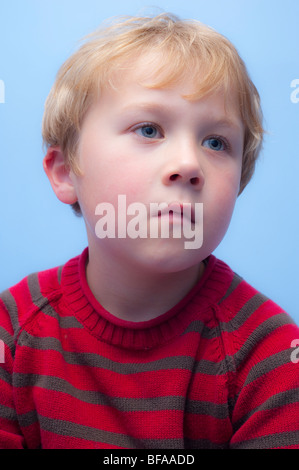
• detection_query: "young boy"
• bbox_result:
[0,13,298,449]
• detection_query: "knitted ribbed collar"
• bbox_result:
[61,248,233,350]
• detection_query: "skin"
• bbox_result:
[43,56,244,322]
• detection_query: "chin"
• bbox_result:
[136,241,205,273]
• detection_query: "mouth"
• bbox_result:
[157,202,195,224]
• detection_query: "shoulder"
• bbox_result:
[216,260,297,331]
[0,263,64,339]
[210,262,299,448]
[211,257,299,368]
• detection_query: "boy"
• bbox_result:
[0,13,298,449]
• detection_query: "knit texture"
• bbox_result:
[0,248,298,449]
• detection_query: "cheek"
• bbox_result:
[77,128,154,204]
[202,194,236,255]
[217,177,240,217]
[205,169,240,232]
[215,195,237,230]
[76,162,148,224]
[98,159,149,203]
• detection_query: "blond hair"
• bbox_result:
[42,13,264,215]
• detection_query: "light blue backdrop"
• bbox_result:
[0,0,298,323]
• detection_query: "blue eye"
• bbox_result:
[135,124,162,139]
[203,137,227,151]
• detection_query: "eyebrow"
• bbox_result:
[209,118,243,132]
[120,103,172,116]
[120,103,243,132]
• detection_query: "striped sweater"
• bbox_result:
[0,248,298,449]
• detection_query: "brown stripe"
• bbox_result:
[219,293,269,333]
[234,388,299,430]
[184,292,270,340]
[0,326,15,361]
[16,331,233,376]
[27,273,49,308]
[26,273,83,329]
[218,272,243,304]
[57,265,63,285]
[0,403,18,422]
[231,430,299,449]
[14,372,229,418]
[243,348,295,386]
[18,409,38,428]
[39,415,184,448]
[0,363,12,384]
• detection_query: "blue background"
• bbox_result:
[0,0,298,323]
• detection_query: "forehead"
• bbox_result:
[102,52,242,121]
[112,50,234,91]
[110,51,207,92]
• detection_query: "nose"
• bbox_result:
[161,139,204,190]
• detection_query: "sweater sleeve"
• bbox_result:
[0,291,26,449]
[226,298,299,449]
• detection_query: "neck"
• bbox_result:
[85,243,205,323]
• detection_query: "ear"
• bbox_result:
[43,147,78,205]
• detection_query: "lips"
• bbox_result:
[157,202,195,224]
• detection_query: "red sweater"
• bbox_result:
[0,248,298,449]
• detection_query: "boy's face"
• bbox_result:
[68,56,244,273]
